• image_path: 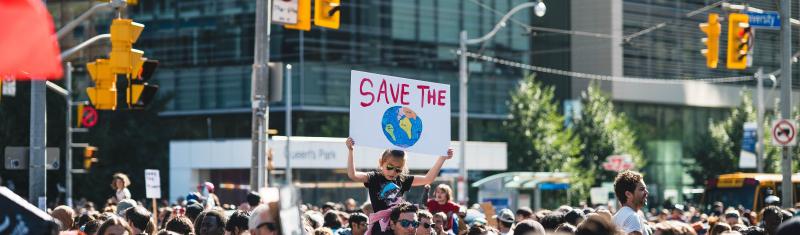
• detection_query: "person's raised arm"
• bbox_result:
[346,137,369,183]
[412,148,453,186]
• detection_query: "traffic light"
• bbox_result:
[83,146,98,170]
[109,18,145,77]
[86,59,118,110]
[699,13,721,69]
[314,0,340,29]
[285,0,311,31]
[127,60,159,108]
[727,13,750,70]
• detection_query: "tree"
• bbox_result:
[566,84,644,201]
[687,90,783,185]
[504,75,580,172]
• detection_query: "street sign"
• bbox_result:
[740,122,757,168]
[748,11,780,30]
[771,119,797,146]
[144,169,161,199]
[81,106,98,128]
[602,154,634,172]
[272,0,299,24]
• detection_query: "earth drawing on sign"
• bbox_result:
[381,106,423,148]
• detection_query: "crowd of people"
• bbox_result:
[36,140,800,235]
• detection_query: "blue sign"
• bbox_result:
[748,11,780,30]
[740,122,757,168]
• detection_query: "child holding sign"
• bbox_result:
[345,137,453,235]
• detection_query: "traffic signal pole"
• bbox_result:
[779,0,793,209]
[251,0,273,190]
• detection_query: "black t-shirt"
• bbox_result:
[364,170,415,212]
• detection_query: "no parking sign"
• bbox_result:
[771,119,797,146]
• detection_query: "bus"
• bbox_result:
[702,173,800,212]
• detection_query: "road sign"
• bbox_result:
[81,106,98,128]
[144,169,161,199]
[602,155,634,172]
[771,119,797,146]
[272,0,299,24]
[748,11,780,30]
[740,122,757,168]
[4,147,60,170]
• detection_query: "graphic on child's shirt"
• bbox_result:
[378,182,402,206]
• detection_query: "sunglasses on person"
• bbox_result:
[257,222,278,231]
[421,222,434,229]
[398,219,420,228]
[385,165,403,173]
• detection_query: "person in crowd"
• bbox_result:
[361,202,374,216]
[427,184,460,232]
[540,211,565,232]
[111,173,132,204]
[555,223,577,235]
[198,182,221,209]
[158,207,174,230]
[185,203,204,224]
[388,203,419,235]
[494,209,515,235]
[512,220,546,235]
[324,210,345,234]
[612,171,651,235]
[516,208,534,223]
[83,217,104,235]
[709,222,732,235]
[576,214,621,235]
[416,210,435,235]
[166,216,195,235]
[250,203,281,235]
[51,205,76,231]
[345,213,369,235]
[467,223,499,235]
[116,199,138,217]
[725,210,742,226]
[247,191,262,211]
[433,212,455,235]
[225,210,252,235]
[776,216,800,235]
[322,202,338,214]
[77,211,100,232]
[760,206,782,235]
[197,209,227,235]
[345,198,361,214]
[344,137,453,235]
[565,209,586,227]
[98,216,135,235]
[739,226,764,235]
[316,227,335,235]
[124,206,153,235]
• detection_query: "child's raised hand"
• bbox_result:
[346,137,355,150]
[441,148,454,160]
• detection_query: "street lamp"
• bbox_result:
[457,1,545,204]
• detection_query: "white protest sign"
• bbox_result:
[272,0,298,24]
[144,169,161,199]
[349,70,451,156]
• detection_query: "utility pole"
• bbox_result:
[779,0,793,209]
[250,0,273,191]
[285,64,293,186]
[30,79,46,209]
[65,62,73,207]
[756,68,764,173]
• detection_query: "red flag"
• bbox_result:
[0,0,63,79]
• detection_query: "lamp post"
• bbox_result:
[457,1,545,204]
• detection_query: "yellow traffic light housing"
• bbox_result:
[86,59,118,110]
[314,0,340,29]
[127,60,159,108]
[727,13,750,70]
[699,13,721,69]
[110,19,145,76]
[285,0,311,31]
[83,146,98,170]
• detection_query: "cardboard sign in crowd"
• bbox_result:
[349,70,451,156]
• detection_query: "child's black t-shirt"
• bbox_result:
[364,170,415,212]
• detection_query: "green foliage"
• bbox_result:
[504,75,580,172]
[686,90,785,185]
[566,84,644,201]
